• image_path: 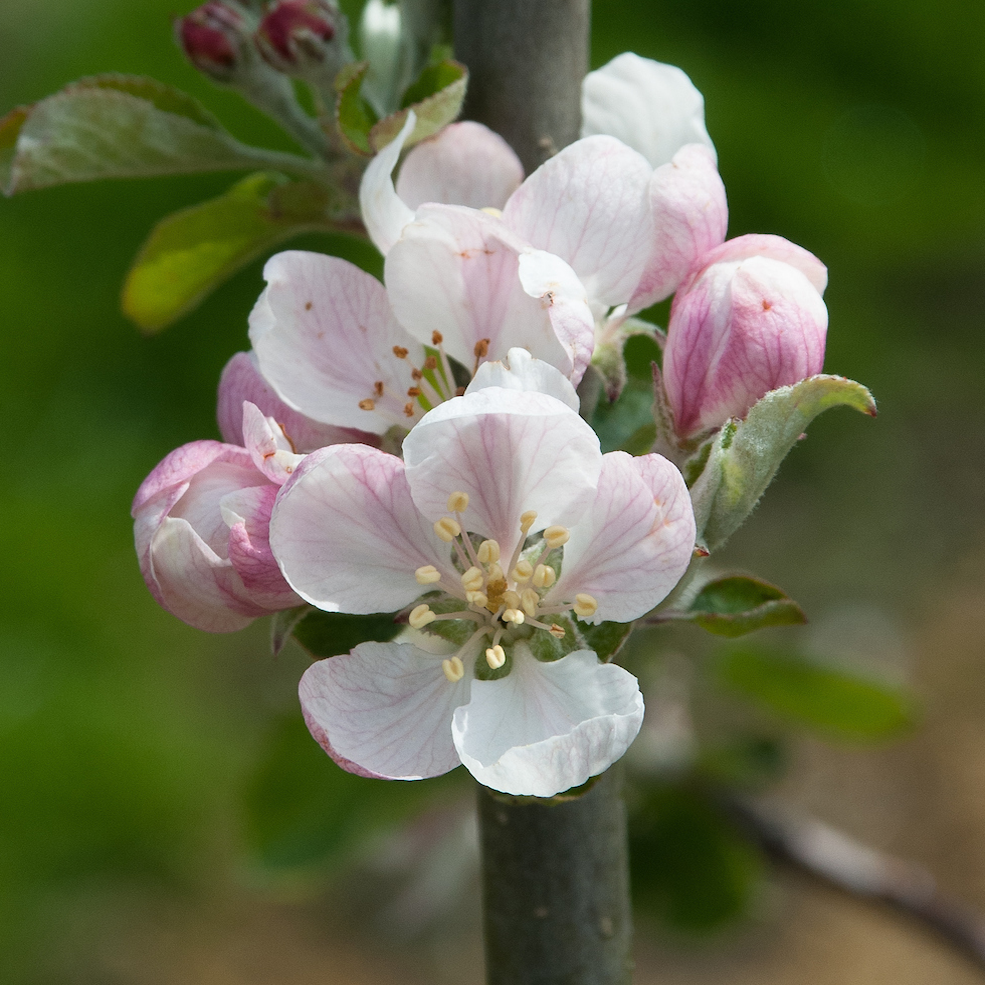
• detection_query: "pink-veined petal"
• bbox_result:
[503,135,653,306]
[581,53,715,168]
[300,641,471,779]
[270,443,458,613]
[359,110,417,255]
[402,388,602,550]
[627,144,728,313]
[466,347,580,411]
[451,646,644,797]
[249,251,424,434]
[396,121,524,210]
[549,451,695,623]
[217,351,375,452]
[241,401,305,485]
[384,204,586,379]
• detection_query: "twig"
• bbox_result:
[723,794,985,973]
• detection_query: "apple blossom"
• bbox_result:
[132,401,306,632]
[663,234,829,437]
[270,369,695,796]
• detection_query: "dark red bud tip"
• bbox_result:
[693,546,711,558]
[259,0,338,64]
[177,2,244,75]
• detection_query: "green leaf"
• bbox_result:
[369,60,467,152]
[122,172,335,332]
[579,620,634,662]
[334,62,378,156]
[690,375,877,552]
[2,74,316,195]
[291,609,401,658]
[654,574,807,638]
[698,734,788,788]
[716,648,915,742]
[630,784,762,932]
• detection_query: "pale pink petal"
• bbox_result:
[241,401,305,486]
[384,204,590,380]
[466,347,580,411]
[581,53,715,168]
[359,110,417,255]
[451,646,644,797]
[402,388,602,550]
[396,121,524,210]
[685,233,828,295]
[627,144,729,313]
[270,443,458,613]
[217,351,375,452]
[503,135,653,306]
[300,641,471,779]
[549,452,695,623]
[249,251,425,434]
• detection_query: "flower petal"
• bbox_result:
[402,388,602,550]
[217,351,374,452]
[581,53,715,168]
[241,401,305,485]
[270,443,457,613]
[503,135,653,306]
[628,144,729,313]
[300,641,471,780]
[396,121,524,210]
[452,646,644,797]
[384,204,590,380]
[685,233,828,295]
[249,251,424,433]
[359,110,417,255]
[466,347,580,411]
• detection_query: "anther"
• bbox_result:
[373,380,384,397]
[411,368,423,381]
[407,386,421,397]
[474,338,490,359]
[478,540,501,564]
[503,590,521,610]
[447,491,470,513]
[442,656,465,682]
[409,603,436,629]
[434,517,462,542]
[502,608,525,626]
[520,510,538,534]
[466,590,488,608]
[532,564,556,589]
[461,566,484,592]
[485,645,506,669]
[358,398,375,411]
[404,403,415,417]
[415,565,442,585]
[543,525,570,549]
[573,593,598,618]
[511,559,533,583]
[393,346,409,358]
[424,356,438,371]
[549,624,566,639]
[481,207,504,218]
[432,331,443,345]
[486,563,505,583]
[521,589,539,617]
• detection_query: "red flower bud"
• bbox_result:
[176,2,247,81]
[257,0,346,75]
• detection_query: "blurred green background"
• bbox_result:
[2,0,984,982]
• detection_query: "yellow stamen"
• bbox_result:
[481,207,504,218]
[502,608,525,625]
[415,565,442,585]
[466,590,489,608]
[442,656,465,682]
[447,490,469,513]
[520,510,537,534]
[573,593,598,618]
[434,517,462,542]
[461,566,484,592]
[485,644,506,669]
[409,604,436,629]
[543,525,570,549]
[511,559,533,583]
[532,564,556,589]
[478,539,501,564]
[503,590,521,610]
[521,589,540,617]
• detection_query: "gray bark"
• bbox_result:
[453,0,590,173]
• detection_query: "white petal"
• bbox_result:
[581,53,715,168]
[549,452,695,623]
[249,251,423,433]
[396,121,524,210]
[452,646,644,797]
[359,110,417,254]
[466,347,580,411]
[270,443,457,613]
[503,135,653,306]
[241,401,305,485]
[300,641,471,780]
[402,388,602,550]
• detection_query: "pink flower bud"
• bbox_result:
[256,0,348,76]
[663,234,828,437]
[175,1,248,82]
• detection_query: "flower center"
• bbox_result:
[409,491,598,682]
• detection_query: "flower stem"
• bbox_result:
[477,768,633,985]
